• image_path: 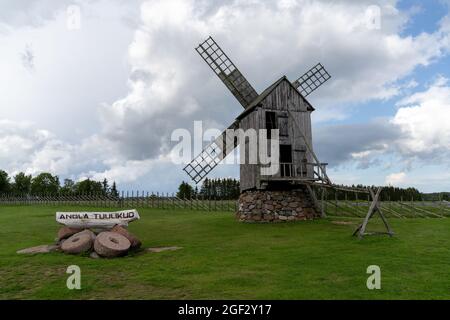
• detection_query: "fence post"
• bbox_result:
[172,193,174,209]
[156,192,159,209]
[137,190,140,208]
[335,192,338,215]
[151,192,154,208]
[321,187,325,217]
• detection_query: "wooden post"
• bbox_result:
[156,192,159,208]
[321,187,326,218]
[306,185,324,218]
[335,192,338,216]
[151,192,154,208]
[353,187,394,239]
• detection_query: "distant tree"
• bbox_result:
[177,181,194,200]
[102,178,109,194]
[0,170,11,193]
[31,172,60,195]
[74,178,103,194]
[12,172,32,194]
[194,186,199,197]
[60,179,76,195]
[110,181,119,197]
[200,178,210,197]
[198,178,240,200]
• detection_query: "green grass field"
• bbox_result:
[1,205,450,299]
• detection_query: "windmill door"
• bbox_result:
[279,144,293,177]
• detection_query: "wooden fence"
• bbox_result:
[322,200,450,218]
[0,192,238,212]
[1,192,450,218]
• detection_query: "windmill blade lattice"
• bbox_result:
[196,36,258,108]
[292,63,331,97]
[183,121,239,184]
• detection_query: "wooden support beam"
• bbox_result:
[306,184,325,218]
[287,109,331,184]
[321,187,326,218]
[353,187,394,239]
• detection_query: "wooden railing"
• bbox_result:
[277,162,328,181]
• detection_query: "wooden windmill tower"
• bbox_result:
[184,36,332,222]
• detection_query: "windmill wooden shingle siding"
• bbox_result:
[238,76,315,191]
[184,36,331,222]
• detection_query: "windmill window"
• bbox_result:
[265,111,277,139]
[278,116,288,136]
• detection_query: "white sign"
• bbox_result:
[56,209,140,229]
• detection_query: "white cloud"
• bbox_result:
[0,0,137,140]
[1,0,450,191]
[99,0,450,163]
[385,171,406,185]
[0,120,52,171]
[317,75,450,170]
[392,77,450,159]
[0,116,132,185]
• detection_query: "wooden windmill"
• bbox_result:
[183,36,332,222]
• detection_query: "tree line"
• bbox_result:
[178,180,426,201]
[0,170,119,197]
[421,192,450,201]
[0,169,440,202]
[177,178,240,200]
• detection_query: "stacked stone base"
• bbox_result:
[237,187,320,222]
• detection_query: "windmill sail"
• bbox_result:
[183,121,239,184]
[292,63,331,97]
[196,36,258,108]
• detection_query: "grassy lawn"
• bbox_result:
[1,205,450,299]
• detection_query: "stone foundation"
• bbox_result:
[237,187,320,222]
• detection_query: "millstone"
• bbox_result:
[61,230,94,254]
[57,226,83,241]
[94,232,130,258]
[111,225,141,249]
[78,229,96,241]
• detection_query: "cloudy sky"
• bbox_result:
[0,0,449,193]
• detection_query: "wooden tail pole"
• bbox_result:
[287,109,331,185]
[353,187,394,239]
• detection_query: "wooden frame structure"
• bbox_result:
[352,187,394,239]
